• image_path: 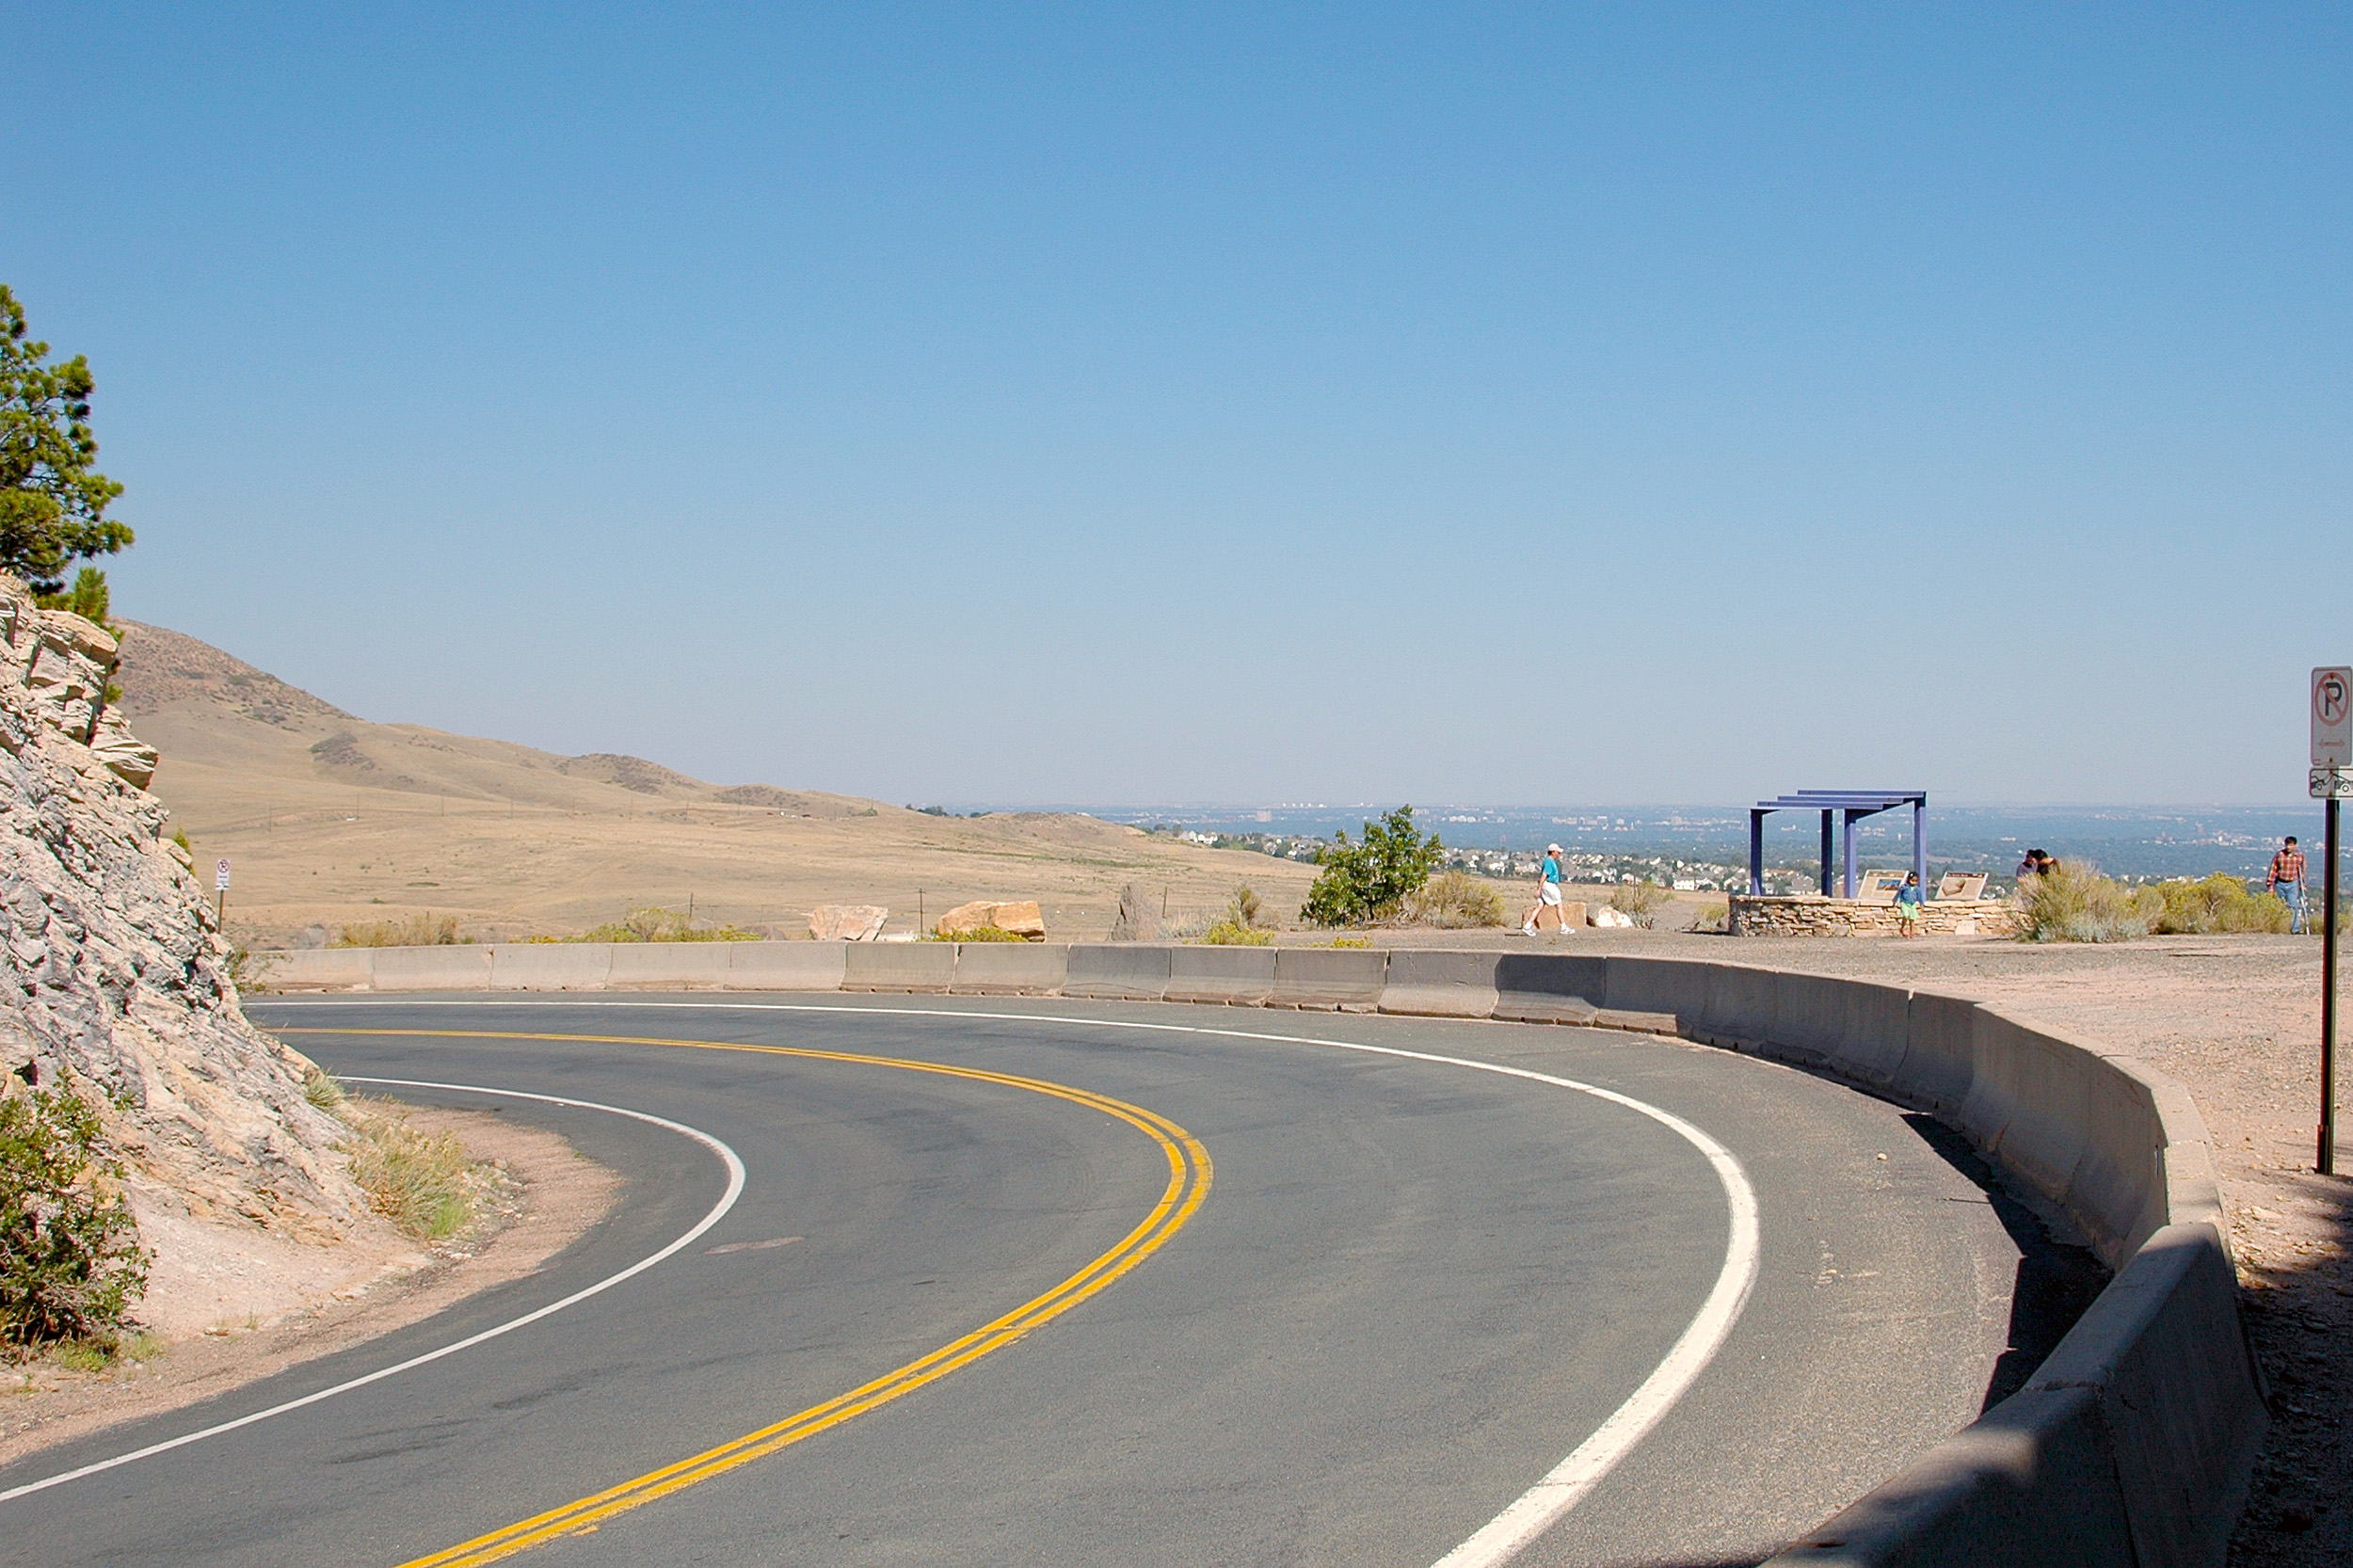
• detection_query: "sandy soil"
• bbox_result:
[0,1104,618,1468]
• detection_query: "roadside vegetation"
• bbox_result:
[1401,871,1506,928]
[1193,884,1278,945]
[928,924,1028,942]
[334,913,469,948]
[305,1068,481,1241]
[0,1084,149,1359]
[2018,864,2294,943]
[1609,880,1673,929]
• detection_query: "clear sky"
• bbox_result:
[9,6,2348,806]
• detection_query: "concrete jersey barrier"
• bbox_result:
[248,936,2264,1563]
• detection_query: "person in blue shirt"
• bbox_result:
[1522,843,1569,936]
[1894,872,1924,938]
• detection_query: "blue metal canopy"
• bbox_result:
[1748,790,1928,899]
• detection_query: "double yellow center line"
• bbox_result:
[281,1028,1212,1567]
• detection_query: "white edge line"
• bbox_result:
[0,1080,747,1506]
[253,996,1763,1563]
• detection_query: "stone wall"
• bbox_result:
[1728,893,2024,938]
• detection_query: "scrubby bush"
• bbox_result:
[336,1100,476,1240]
[1302,807,1443,927]
[1225,885,1266,929]
[1328,936,1372,949]
[2151,873,2292,936]
[0,1087,148,1352]
[1197,919,1275,946]
[931,924,1027,942]
[333,912,468,948]
[1609,881,1673,929]
[1401,871,1506,929]
[2018,863,2158,943]
[572,907,761,943]
[1687,902,1730,935]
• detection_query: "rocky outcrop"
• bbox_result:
[808,904,888,941]
[0,575,368,1248]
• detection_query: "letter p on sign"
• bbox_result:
[2315,667,2353,769]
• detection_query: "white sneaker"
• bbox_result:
[1521,924,1538,936]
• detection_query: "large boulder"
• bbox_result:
[1108,882,1160,942]
[936,900,1046,940]
[809,904,888,941]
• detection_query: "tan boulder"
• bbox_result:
[809,904,888,941]
[936,900,1047,939]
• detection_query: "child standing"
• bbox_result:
[1894,872,1924,937]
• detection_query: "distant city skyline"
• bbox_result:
[9,8,2349,806]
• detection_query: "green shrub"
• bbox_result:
[1687,901,1730,934]
[932,924,1027,942]
[0,1087,148,1352]
[1197,919,1274,946]
[2151,873,2291,936]
[1302,807,1443,927]
[1329,936,1372,949]
[1400,871,1505,928]
[2018,863,2158,943]
[1609,881,1673,929]
[333,912,467,948]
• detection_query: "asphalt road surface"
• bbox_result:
[0,996,2046,1568]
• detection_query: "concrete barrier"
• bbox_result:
[1379,951,1501,1018]
[1894,989,1980,1115]
[1768,1224,2263,1568]
[725,942,848,990]
[1166,946,1276,1006]
[488,944,615,991]
[608,942,736,989]
[1694,962,1780,1049]
[1064,944,1170,1000]
[950,943,1070,996]
[369,946,494,989]
[251,948,376,990]
[1773,973,1913,1087]
[842,942,956,993]
[1600,955,1709,1031]
[1492,952,1605,1025]
[1269,948,1386,1012]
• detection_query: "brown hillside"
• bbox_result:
[113,625,1317,947]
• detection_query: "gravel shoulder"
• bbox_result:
[0,1103,618,1469]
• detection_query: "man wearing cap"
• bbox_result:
[1522,843,1569,936]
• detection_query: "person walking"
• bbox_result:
[1523,843,1569,935]
[1894,872,1924,937]
[2267,835,2308,935]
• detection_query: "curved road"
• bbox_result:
[0,996,2032,1567]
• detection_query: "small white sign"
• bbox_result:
[2313,769,2353,800]
[215,857,232,891]
[2313,666,2353,768]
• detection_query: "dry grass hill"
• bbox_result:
[113,621,1319,948]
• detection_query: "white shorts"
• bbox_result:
[1539,882,1562,905]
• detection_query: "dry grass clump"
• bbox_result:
[1609,881,1673,929]
[332,912,467,948]
[929,924,1028,942]
[2152,873,2292,935]
[332,1096,477,1240]
[2018,863,2157,943]
[1197,919,1275,946]
[574,906,761,943]
[1401,871,1506,928]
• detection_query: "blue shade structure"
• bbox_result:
[1749,791,1928,899]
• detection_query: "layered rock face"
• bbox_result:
[0,574,366,1243]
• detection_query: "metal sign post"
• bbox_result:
[2310,668,2349,1176]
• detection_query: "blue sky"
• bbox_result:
[8,6,2348,805]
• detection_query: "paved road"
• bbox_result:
[0,997,2038,1567]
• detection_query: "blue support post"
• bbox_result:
[1750,810,1766,897]
[1913,798,1927,891]
[1843,808,1862,899]
[1819,810,1833,895]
